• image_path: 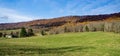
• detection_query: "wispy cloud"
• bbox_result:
[0,7,35,23]
[0,0,120,23]
[56,0,120,15]
[51,0,81,16]
[81,0,120,15]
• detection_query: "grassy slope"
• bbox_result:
[0,32,120,56]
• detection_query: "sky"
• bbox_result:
[0,0,120,23]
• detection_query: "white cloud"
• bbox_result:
[0,7,35,23]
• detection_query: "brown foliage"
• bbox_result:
[0,12,120,30]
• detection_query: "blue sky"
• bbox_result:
[0,0,120,23]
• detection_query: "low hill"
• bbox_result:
[0,12,120,30]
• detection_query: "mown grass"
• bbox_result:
[0,32,120,56]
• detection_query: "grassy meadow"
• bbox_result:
[0,32,120,56]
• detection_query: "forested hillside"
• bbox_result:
[0,12,120,30]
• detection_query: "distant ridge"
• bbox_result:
[0,12,120,30]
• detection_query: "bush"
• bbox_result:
[41,30,46,36]
[27,29,34,36]
[0,32,2,37]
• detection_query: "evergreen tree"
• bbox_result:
[85,26,89,32]
[20,27,27,37]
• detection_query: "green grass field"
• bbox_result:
[0,32,120,56]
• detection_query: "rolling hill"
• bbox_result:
[0,12,120,30]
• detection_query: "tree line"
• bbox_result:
[0,27,34,38]
[49,21,120,34]
[0,27,47,38]
[0,21,120,38]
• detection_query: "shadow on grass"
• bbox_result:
[0,45,95,55]
[38,46,95,54]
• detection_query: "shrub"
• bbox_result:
[27,29,34,36]
[0,32,2,37]
[41,30,46,36]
